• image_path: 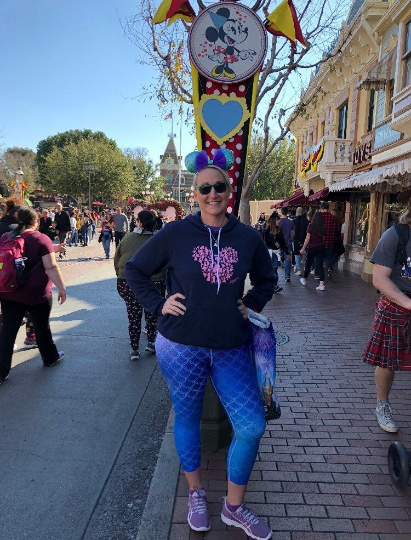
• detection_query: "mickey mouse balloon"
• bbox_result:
[188,2,267,84]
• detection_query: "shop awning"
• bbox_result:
[358,47,397,91]
[329,157,411,193]
[271,191,309,208]
[308,187,329,201]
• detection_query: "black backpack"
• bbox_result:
[394,222,410,266]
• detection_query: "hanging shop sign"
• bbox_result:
[374,123,401,150]
[352,141,372,166]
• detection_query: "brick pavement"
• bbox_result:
[54,236,114,281]
[169,268,411,539]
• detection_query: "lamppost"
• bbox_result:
[83,162,96,208]
[13,167,24,200]
[142,183,154,203]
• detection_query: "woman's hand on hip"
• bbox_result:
[162,293,186,316]
[237,299,248,320]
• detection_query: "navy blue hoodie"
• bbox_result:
[125,212,275,349]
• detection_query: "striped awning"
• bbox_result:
[271,191,309,208]
[308,187,329,201]
[358,47,397,91]
[329,157,411,193]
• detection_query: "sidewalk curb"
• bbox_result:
[136,409,180,540]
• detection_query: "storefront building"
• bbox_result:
[287,0,411,281]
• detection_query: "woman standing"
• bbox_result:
[0,207,66,383]
[293,207,309,276]
[0,197,21,236]
[362,189,411,433]
[114,210,166,360]
[100,214,114,259]
[125,150,275,540]
[38,209,53,239]
[264,212,286,294]
[299,210,326,290]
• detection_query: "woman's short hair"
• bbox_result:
[137,210,156,232]
[296,207,303,216]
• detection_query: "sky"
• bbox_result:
[0,0,192,165]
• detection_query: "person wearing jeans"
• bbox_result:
[293,207,309,276]
[279,207,295,283]
[100,216,114,259]
[113,207,129,248]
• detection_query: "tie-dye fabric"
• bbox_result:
[155,332,266,485]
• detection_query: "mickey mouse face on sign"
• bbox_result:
[188,2,267,84]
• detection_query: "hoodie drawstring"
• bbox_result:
[206,226,222,294]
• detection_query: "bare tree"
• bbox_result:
[123,0,351,223]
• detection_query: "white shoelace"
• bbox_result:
[191,491,207,514]
[238,505,259,525]
[381,403,395,423]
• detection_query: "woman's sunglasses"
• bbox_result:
[195,181,229,195]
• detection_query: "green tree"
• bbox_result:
[0,147,40,198]
[246,137,295,201]
[122,147,164,200]
[37,129,117,185]
[43,138,135,202]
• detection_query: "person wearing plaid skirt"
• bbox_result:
[363,189,411,433]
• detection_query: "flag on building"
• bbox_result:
[153,0,195,26]
[164,112,173,120]
[265,0,306,47]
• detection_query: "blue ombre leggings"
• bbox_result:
[156,333,266,485]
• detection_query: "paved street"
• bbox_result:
[0,240,171,540]
[170,268,411,539]
[2,240,411,540]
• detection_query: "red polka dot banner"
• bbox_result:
[188,2,267,216]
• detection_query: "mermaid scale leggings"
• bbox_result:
[155,333,266,485]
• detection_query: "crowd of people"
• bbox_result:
[2,169,411,539]
[256,202,342,292]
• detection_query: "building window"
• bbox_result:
[352,198,370,247]
[367,89,375,132]
[319,121,325,139]
[166,173,173,185]
[337,102,348,139]
[404,20,411,88]
[386,79,394,116]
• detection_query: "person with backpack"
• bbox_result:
[0,206,66,384]
[362,189,411,433]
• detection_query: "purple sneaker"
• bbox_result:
[221,497,272,540]
[187,489,210,532]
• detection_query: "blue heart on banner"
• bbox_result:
[197,95,250,145]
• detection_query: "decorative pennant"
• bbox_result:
[196,94,250,145]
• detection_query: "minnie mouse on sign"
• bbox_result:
[206,7,257,79]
